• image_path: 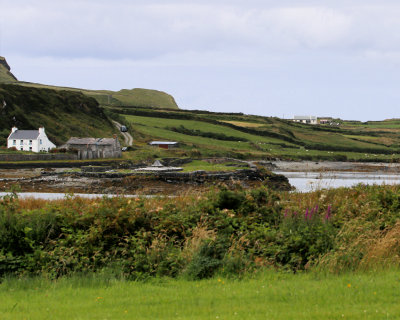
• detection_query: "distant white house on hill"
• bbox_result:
[7,127,56,152]
[293,116,317,125]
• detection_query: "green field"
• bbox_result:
[1,271,399,319]
[181,160,245,172]
[116,108,400,162]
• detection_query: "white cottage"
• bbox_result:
[293,116,318,125]
[7,127,56,152]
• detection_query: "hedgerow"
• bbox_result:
[1,184,400,279]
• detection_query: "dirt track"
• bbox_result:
[112,120,133,146]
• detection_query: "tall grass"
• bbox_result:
[2,184,400,279]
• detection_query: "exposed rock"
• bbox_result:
[0,57,11,71]
[0,56,18,81]
[160,157,193,166]
[81,166,113,172]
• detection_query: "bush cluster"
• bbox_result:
[0,186,337,279]
[1,184,400,279]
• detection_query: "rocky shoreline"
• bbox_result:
[2,159,399,195]
[263,160,400,173]
[0,166,291,195]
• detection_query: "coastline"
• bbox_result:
[269,160,400,173]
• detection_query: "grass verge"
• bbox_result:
[1,270,399,319]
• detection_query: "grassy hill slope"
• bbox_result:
[0,56,178,109]
[0,84,117,147]
[110,107,400,162]
[18,82,179,109]
[0,57,18,83]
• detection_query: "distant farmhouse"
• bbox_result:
[7,127,56,152]
[63,137,121,160]
[319,118,332,124]
[293,116,317,125]
[148,141,179,149]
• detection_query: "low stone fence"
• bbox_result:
[0,153,78,162]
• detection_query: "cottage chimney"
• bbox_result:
[11,126,18,133]
[38,127,45,134]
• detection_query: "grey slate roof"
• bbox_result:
[8,130,40,140]
[293,116,317,120]
[66,138,117,145]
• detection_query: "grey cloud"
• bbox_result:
[3,0,400,121]
[3,1,400,61]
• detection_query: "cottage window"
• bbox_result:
[13,140,16,145]
[29,147,32,151]
[20,147,23,151]
[40,139,42,145]
[29,140,32,145]
[20,140,23,145]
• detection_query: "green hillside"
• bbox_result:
[111,107,400,162]
[0,57,18,83]
[1,56,399,162]
[18,82,179,109]
[0,57,179,109]
[0,84,117,146]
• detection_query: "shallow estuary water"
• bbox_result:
[1,171,400,199]
[274,171,400,192]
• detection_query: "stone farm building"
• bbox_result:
[7,127,56,152]
[63,137,122,160]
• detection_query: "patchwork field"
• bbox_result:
[111,107,400,162]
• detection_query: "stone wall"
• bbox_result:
[0,153,78,162]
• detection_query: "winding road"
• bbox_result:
[112,120,133,146]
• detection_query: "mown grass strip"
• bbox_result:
[1,271,399,319]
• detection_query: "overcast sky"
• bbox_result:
[1,0,400,121]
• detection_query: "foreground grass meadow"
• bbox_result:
[1,270,400,319]
[2,184,400,318]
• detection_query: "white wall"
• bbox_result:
[37,129,56,152]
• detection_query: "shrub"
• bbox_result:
[2,185,400,278]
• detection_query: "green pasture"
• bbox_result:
[292,128,389,150]
[124,115,288,145]
[122,114,400,161]
[181,160,245,172]
[1,271,399,319]
[124,115,288,155]
[343,120,400,130]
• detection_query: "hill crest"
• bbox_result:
[0,57,178,109]
[0,57,18,82]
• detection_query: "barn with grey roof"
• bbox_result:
[62,137,121,159]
